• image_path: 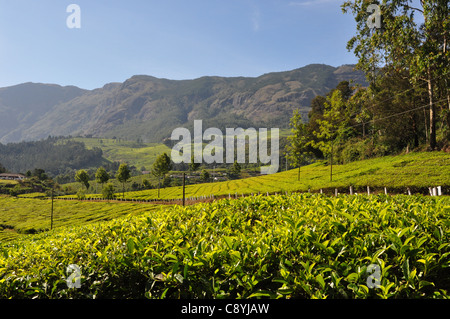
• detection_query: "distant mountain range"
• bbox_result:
[0,64,367,144]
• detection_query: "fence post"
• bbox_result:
[384,187,388,195]
[367,186,370,195]
[437,186,442,196]
[349,186,353,195]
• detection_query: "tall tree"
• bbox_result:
[286,110,311,181]
[342,0,450,150]
[116,163,131,198]
[152,153,172,198]
[311,90,354,181]
[95,166,110,192]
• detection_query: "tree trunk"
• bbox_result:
[412,115,419,148]
[427,68,436,150]
[423,106,428,143]
[330,144,333,182]
[158,177,161,198]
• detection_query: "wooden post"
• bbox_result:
[384,187,388,195]
[367,186,370,195]
[350,186,353,195]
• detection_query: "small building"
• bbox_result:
[0,173,26,181]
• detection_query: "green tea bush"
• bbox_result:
[0,194,449,299]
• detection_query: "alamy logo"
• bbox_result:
[66,4,81,29]
[171,120,279,174]
[367,4,381,29]
[66,264,81,288]
[366,264,381,288]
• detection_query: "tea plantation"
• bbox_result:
[1,193,449,299]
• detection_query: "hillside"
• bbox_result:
[0,64,367,144]
[61,151,449,200]
[1,151,448,299]
[0,83,87,143]
[67,137,172,171]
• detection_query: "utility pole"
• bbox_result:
[182,173,186,206]
[50,188,54,230]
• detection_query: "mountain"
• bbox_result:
[0,64,367,144]
[0,83,87,143]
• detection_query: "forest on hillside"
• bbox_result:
[0,137,104,177]
[286,0,449,169]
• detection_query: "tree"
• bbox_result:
[95,167,110,189]
[201,169,210,182]
[152,153,172,197]
[33,168,48,181]
[142,179,152,189]
[75,170,90,190]
[102,183,116,200]
[286,110,312,181]
[116,163,131,198]
[227,161,241,180]
[342,0,449,150]
[310,90,354,181]
[189,155,200,173]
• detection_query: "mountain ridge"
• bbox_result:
[0,64,367,144]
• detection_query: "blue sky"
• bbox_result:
[0,0,360,90]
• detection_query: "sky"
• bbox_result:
[0,0,361,90]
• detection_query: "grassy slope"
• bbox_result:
[6,151,449,241]
[69,137,172,170]
[0,196,161,241]
[84,151,450,200]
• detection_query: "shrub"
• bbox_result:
[102,183,116,200]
